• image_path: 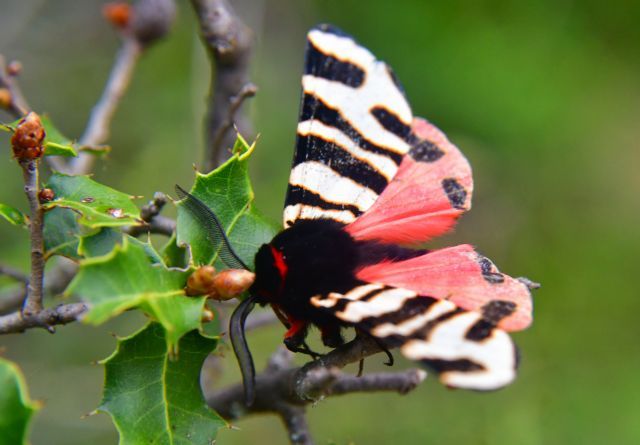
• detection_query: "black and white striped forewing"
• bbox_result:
[311,283,518,390]
[284,25,414,228]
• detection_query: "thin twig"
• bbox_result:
[124,215,176,237]
[278,405,313,445]
[67,37,143,175]
[190,0,255,170]
[210,83,257,157]
[123,192,176,237]
[0,265,29,284]
[0,55,29,118]
[0,258,77,315]
[19,159,45,317]
[327,369,427,396]
[0,303,88,334]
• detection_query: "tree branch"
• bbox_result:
[19,159,45,317]
[67,0,176,175]
[0,259,77,315]
[123,192,176,237]
[189,0,255,170]
[0,302,88,334]
[67,37,143,175]
[206,337,427,444]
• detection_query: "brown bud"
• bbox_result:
[11,112,46,160]
[185,265,217,297]
[38,188,55,203]
[201,308,215,323]
[102,2,132,29]
[211,269,256,301]
[130,0,176,45]
[0,88,11,109]
[6,60,22,76]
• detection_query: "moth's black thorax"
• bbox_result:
[251,219,359,323]
[251,219,425,325]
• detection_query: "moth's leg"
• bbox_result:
[320,323,344,349]
[282,319,320,359]
[357,329,395,366]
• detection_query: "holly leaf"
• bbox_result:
[0,203,27,227]
[66,238,205,350]
[176,134,278,269]
[40,115,77,157]
[0,358,39,445]
[161,232,187,269]
[77,227,122,258]
[43,207,82,260]
[99,323,225,445]
[43,173,142,229]
[1,115,77,157]
[127,235,164,264]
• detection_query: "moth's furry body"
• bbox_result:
[251,219,423,349]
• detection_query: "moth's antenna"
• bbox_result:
[229,294,258,406]
[175,185,249,270]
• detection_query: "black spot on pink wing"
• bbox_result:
[441,178,467,209]
[477,255,505,284]
[409,140,445,163]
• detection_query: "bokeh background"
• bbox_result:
[1,1,639,444]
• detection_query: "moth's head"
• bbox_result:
[250,243,287,303]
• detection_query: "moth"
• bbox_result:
[177,24,536,405]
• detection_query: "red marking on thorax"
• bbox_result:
[270,245,288,281]
[284,318,306,339]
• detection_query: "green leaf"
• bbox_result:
[40,115,77,157]
[44,173,142,229]
[43,207,82,260]
[66,238,205,350]
[78,144,111,156]
[78,227,122,258]
[161,232,187,269]
[99,323,225,445]
[127,235,164,265]
[0,358,39,445]
[1,115,78,157]
[176,136,278,268]
[0,203,28,227]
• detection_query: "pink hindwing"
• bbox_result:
[356,244,533,332]
[346,118,473,244]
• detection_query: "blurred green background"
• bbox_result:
[1,0,639,444]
